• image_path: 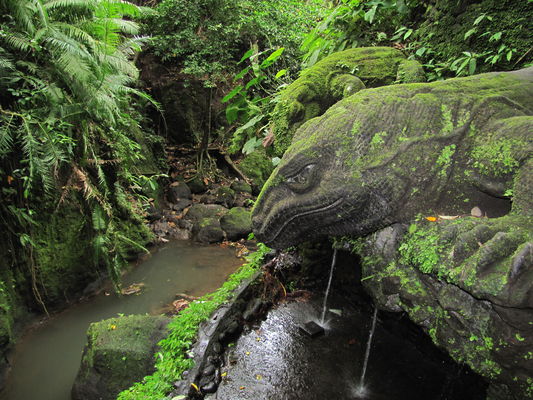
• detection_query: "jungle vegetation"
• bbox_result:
[0,0,530,387]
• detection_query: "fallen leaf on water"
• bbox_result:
[239,386,246,390]
[256,337,261,342]
[245,351,250,356]
[221,372,227,377]
[425,216,438,222]
[256,374,262,380]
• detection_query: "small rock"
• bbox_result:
[171,199,192,213]
[213,186,236,208]
[201,381,218,394]
[230,180,252,194]
[194,218,225,243]
[471,206,483,218]
[188,176,208,194]
[203,364,216,376]
[167,182,192,203]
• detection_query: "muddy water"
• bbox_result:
[1,241,242,400]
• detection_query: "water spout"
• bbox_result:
[320,248,338,325]
[356,305,378,397]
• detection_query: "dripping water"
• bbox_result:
[354,305,379,398]
[320,248,337,324]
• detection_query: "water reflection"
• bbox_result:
[1,241,241,400]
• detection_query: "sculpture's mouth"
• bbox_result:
[256,197,344,247]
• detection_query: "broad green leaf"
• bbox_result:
[245,77,263,90]
[260,47,285,69]
[234,66,250,81]
[364,5,377,24]
[222,85,243,103]
[489,32,502,42]
[468,58,477,75]
[242,137,262,155]
[464,28,476,40]
[238,49,254,64]
[235,114,263,135]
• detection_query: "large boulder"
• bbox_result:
[72,315,170,400]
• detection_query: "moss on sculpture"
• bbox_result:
[271,47,425,156]
[252,67,533,398]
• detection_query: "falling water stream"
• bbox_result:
[320,248,337,324]
[355,305,379,397]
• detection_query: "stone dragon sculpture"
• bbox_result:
[252,64,532,398]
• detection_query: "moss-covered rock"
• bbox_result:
[270,46,425,156]
[238,149,274,191]
[185,204,229,222]
[213,186,236,208]
[220,207,252,241]
[252,67,533,398]
[194,217,225,243]
[72,315,170,400]
[230,180,252,194]
[358,220,532,400]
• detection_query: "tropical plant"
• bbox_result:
[222,46,289,155]
[0,0,158,308]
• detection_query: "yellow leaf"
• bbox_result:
[221,372,227,377]
[191,383,200,392]
[245,351,250,355]
[255,374,262,380]
[256,337,261,342]
[425,216,438,222]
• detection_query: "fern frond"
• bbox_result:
[3,33,33,53]
[0,124,14,158]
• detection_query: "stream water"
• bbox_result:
[1,241,242,400]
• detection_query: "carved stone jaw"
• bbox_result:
[251,152,400,249]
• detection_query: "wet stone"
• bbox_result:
[203,364,216,377]
[201,381,218,394]
[299,321,324,338]
[212,341,223,354]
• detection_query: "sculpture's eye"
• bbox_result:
[286,164,316,192]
